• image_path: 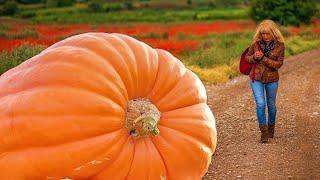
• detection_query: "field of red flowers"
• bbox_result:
[1,19,320,55]
[1,20,255,54]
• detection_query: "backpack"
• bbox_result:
[239,42,261,75]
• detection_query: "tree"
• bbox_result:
[45,0,75,7]
[250,0,318,26]
[17,0,44,4]
[1,0,18,15]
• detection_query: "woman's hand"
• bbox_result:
[254,51,264,61]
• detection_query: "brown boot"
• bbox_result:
[268,124,275,138]
[259,125,268,143]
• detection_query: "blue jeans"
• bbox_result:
[250,81,278,126]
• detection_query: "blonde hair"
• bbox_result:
[252,20,284,44]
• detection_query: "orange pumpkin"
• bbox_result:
[0,33,217,180]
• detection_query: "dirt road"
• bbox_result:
[203,49,320,179]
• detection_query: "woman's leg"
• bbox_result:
[250,81,266,126]
[250,80,268,143]
[265,81,278,125]
[265,81,278,138]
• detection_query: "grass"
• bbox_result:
[181,31,320,83]
[17,6,249,24]
[194,9,249,20]
[13,29,39,39]
[0,22,10,37]
[316,3,320,18]
[187,61,239,84]
[0,45,45,75]
[134,32,169,39]
[1,31,319,83]
[0,0,249,24]
[285,33,320,56]
[0,28,38,39]
[182,31,253,68]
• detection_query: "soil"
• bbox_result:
[203,49,320,179]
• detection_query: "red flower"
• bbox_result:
[141,38,199,55]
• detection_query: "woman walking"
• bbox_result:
[245,20,285,143]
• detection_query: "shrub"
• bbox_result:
[206,0,244,8]
[250,0,318,26]
[123,1,133,10]
[57,0,75,7]
[45,0,75,8]
[102,3,122,12]
[20,11,36,18]
[0,30,7,37]
[17,0,43,4]
[194,9,248,20]
[88,0,103,12]
[1,0,19,15]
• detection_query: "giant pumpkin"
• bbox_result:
[0,33,217,180]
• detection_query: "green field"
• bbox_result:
[5,3,250,24]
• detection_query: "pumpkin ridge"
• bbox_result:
[69,130,129,179]
[0,129,127,179]
[143,138,167,180]
[67,34,136,99]
[0,117,124,153]
[0,67,127,109]
[113,35,139,99]
[150,130,175,179]
[158,119,215,150]
[149,135,169,179]
[157,124,214,152]
[1,128,125,156]
[160,125,214,150]
[0,46,128,101]
[72,33,138,96]
[123,138,136,180]
[147,49,187,103]
[0,85,124,115]
[109,33,139,85]
[90,137,135,180]
[48,45,129,99]
[157,69,207,113]
[137,44,159,96]
[88,140,128,179]
[153,126,213,179]
[161,103,212,119]
[153,65,189,100]
[87,33,139,72]
[114,33,158,98]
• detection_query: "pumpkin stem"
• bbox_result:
[125,98,161,138]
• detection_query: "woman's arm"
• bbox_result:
[245,43,259,63]
[261,43,285,70]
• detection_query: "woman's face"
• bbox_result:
[261,31,273,42]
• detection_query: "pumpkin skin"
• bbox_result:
[0,33,217,180]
